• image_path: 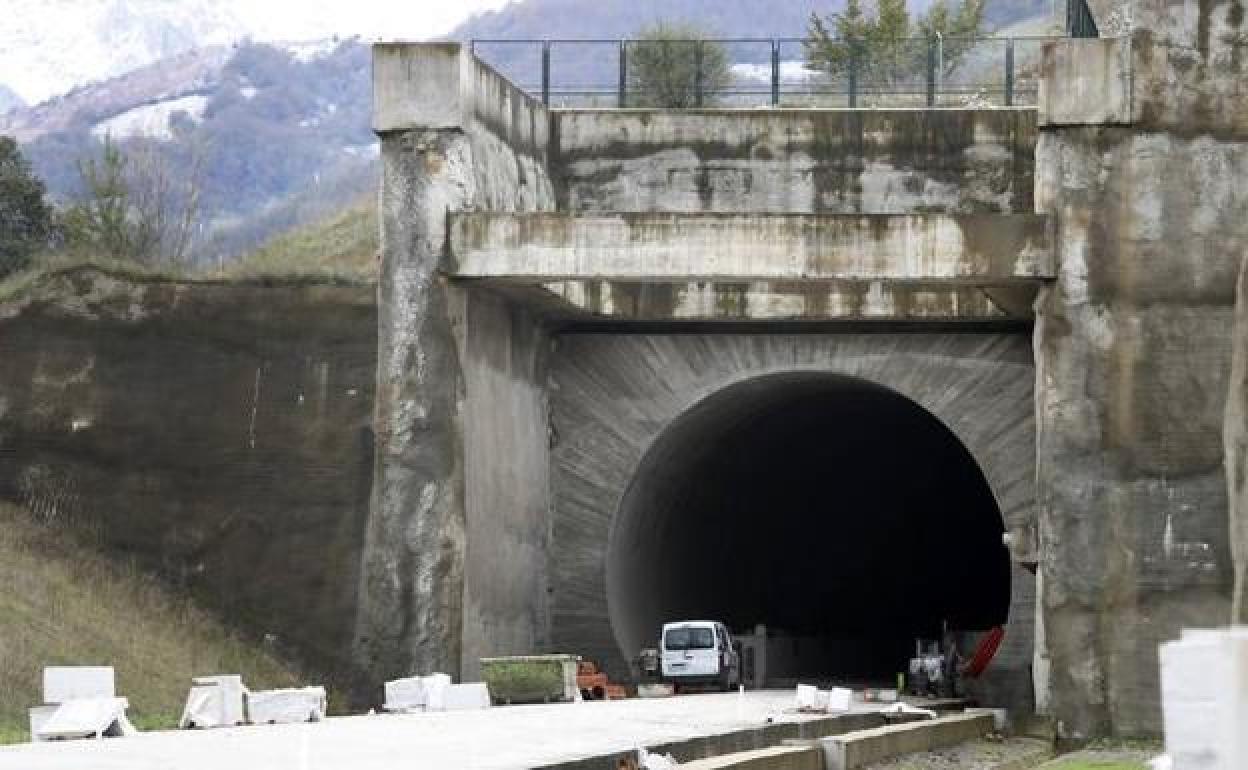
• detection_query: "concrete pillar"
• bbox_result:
[355,43,556,683]
[1034,2,1248,741]
[354,44,481,680]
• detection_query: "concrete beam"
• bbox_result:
[449,213,1053,285]
[1038,38,1133,127]
[679,746,823,770]
[819,713,994,770]
[515,281,1038,322]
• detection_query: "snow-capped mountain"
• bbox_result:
[0,84,24,115]
[0,0,510,107]
[0,1,249,106]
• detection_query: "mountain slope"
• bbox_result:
[0,503,303,743]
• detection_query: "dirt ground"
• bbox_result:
[861,736,1053,769]
[1037,748,1159,769]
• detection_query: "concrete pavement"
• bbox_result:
[0,691,887,770]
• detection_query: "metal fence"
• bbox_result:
[471,36,1064,109]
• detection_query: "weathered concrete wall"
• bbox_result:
[551,109,1036,215]
[1034,6,1248,739]
[1227,256,1248,625]
[548,332,1036,705]
[456,290,551,679]
[0,268,376,682]
[359,43,556,682]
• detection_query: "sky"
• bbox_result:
[228,0,515,41]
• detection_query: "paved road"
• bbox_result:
[0,690,883,770]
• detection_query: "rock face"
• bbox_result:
[0,268,377,683]
[1034,1,1248,741]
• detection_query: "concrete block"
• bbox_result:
[827,688,853,713]
[678,745,823,770]
[28,705,56,742]
[1038,38,1132,127]
[246,687,327,724]
[43,666,115,704]
[819,712,993,770]
[638,683,674,698]
[372,43,471,132]
[439,683,491,711]
[180,675,247,728]
[33,697,135,741]
[383,676,427,712]
[1159,628,1248,770]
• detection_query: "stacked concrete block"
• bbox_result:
[30,667,135,742]
[383,673,451,712]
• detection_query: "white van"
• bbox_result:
[660,620,740,691]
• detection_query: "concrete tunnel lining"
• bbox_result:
[605,371,1012,682]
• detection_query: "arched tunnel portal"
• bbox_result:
[606,372,1011,683]
[548,333,1035,694]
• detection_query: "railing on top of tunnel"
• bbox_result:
[469,35,1068,110]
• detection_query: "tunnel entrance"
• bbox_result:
[606,372,1011,686]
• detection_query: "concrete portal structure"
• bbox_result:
[361,0,1248,742]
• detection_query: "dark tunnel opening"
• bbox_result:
[606,372,1011,685]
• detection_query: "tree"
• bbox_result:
[0,136,52,278]
[627,22,733,108]
[64,136,203,266]
[804,0,986,87]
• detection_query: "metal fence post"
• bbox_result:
[848,41,859,108]
[771,40,780,107]
[694,41,704,108]
[926,39,936,107]
[618,41,628,108]
[541,42,551,106]
[1004,38,1015,107]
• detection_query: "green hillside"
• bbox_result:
[221,197,378,283]
[0,502,305,744]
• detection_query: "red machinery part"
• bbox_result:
[963,626,1005,678]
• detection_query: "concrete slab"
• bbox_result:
[0,691,894,770]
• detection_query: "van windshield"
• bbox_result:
[664,627,715,650]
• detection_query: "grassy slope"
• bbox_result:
[217,198,378,284]
[0,503,304,744]
[0,197,378,304]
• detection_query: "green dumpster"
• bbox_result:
[479,654,581,705]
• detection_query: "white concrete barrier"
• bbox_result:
[247,687,327,724]
[440,683,491,711]
[31,697,135,741]
[1159,627,1248,770]
[180,675,247,728]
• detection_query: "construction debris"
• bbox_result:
[795,684,853,713]
[577,660,628,701]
